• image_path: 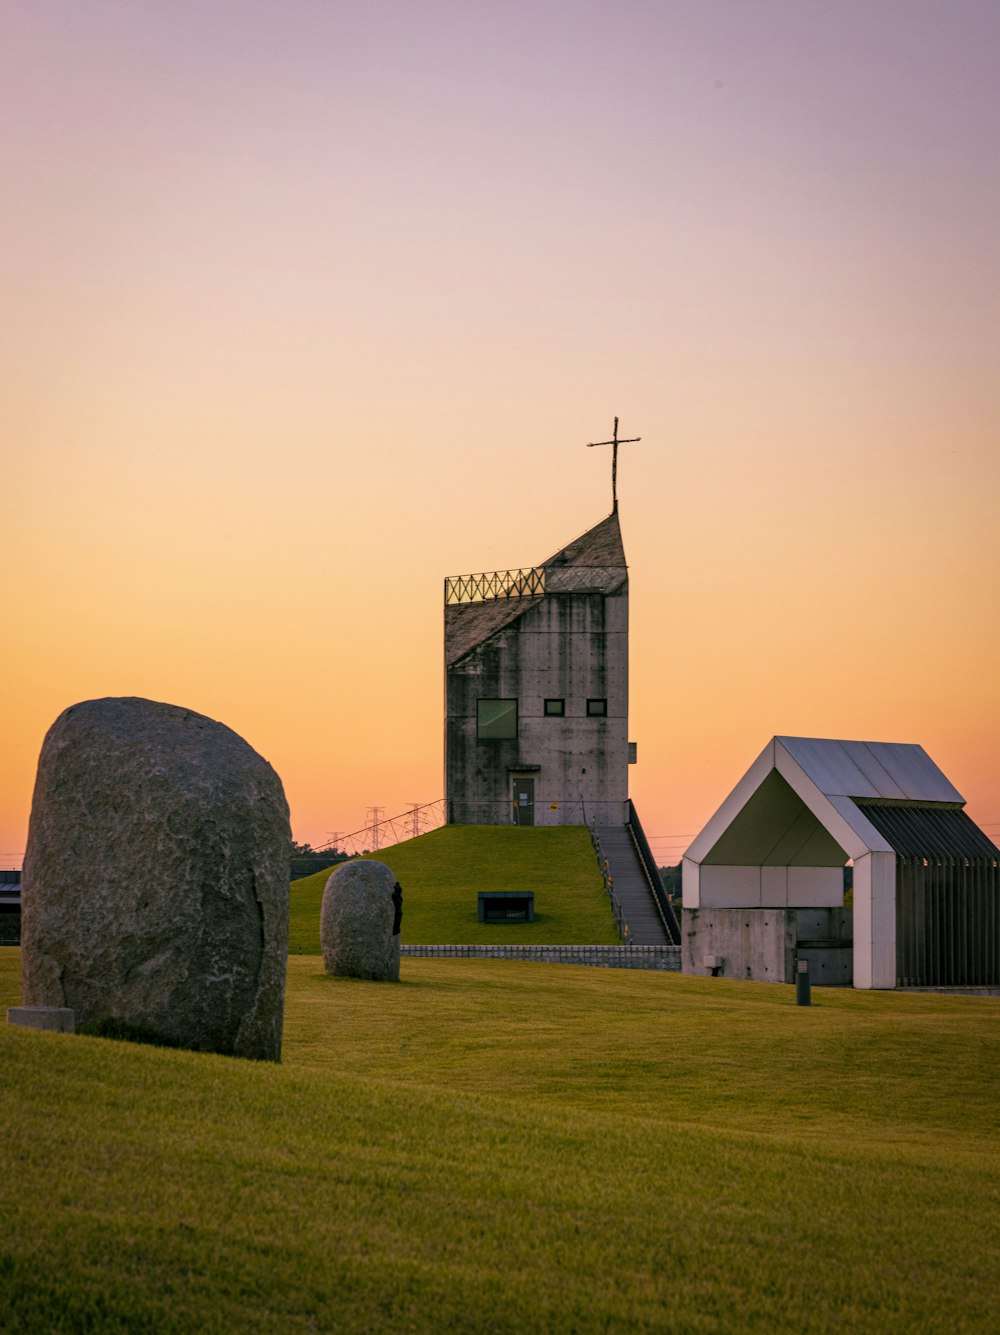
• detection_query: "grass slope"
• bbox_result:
[2,950,998,1333]
[289,824,620,951]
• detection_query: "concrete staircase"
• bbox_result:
[596,825,673,946]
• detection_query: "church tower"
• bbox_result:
[444,510,630,826]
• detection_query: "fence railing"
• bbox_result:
[589,821,631,944]
[446,797,628,826]
[627,800,681,945]
[445,567,545,604]
[444,563,627,605]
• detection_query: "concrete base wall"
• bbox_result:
[682,907,853,985]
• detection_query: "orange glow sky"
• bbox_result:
[3,2,999,867]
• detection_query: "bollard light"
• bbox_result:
[796,958,811,1007]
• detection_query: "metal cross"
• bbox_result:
[586,417,640,511]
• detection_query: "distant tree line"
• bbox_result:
[658,864,681,900]
[290,841,350,881]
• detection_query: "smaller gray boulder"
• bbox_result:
[321,861,401,981]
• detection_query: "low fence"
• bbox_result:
[400,944,680,971]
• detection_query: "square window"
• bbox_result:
[477,698,518,740]
[543,698,565,717]
[586,698,608,717]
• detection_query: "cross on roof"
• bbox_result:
[586,417,640,511]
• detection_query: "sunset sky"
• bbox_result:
[3,1,999,868]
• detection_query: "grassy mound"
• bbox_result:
[289,824,620,951]
[1,950,997,1332]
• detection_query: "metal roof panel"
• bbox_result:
[777,736,962,802]
[861,741,964,803]
[776,737,881,798]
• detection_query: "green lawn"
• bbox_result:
[289,824,621,951]
[2,950,998,1333]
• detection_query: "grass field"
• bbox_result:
[2,949,998,1333]
[289,824,621,952]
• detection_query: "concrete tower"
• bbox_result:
[444,510,629,827]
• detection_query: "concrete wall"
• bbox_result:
[682,907,854,985]
[689,862,844,909]
[796,908,854,986]
[682,907,796,982]
[446,585,629,825]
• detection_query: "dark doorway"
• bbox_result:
[478,892,535,923]
[512,777,535,826]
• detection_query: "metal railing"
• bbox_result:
[445,567,545,604]
[445,797,627,826]
[444,563,627,605]
[627,800,681,945]
[589,820,631,944]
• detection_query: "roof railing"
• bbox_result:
[445,567,545,605]
[444,563,627,605]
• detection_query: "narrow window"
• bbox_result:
[477,699,518,740]
[586,698,607,717]
[543,698,565,717]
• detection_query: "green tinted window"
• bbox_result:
[477,699,518,739]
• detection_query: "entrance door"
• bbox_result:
[512,777,535,826]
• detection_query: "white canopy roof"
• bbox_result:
[686,736,965,866]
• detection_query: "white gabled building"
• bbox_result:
[683,736,1000,989]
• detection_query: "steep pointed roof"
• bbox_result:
[445,511,627,666]
[444,594,543,667]
[542,509,626,568]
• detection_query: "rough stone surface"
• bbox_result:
[21,697,291,1060]
[321,860,401,981]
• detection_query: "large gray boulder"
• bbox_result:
[21,697,291,1060]
[321,860,401,981]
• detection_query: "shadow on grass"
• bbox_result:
[309,970,437,991]
[77,1017,188,1049]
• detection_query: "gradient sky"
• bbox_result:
[3,1,999,867]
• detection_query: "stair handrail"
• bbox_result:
[588,815,631,944]
[626,800,681,945]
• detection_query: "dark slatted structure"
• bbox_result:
[0,871,21,946]
[855,802,1000,987]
